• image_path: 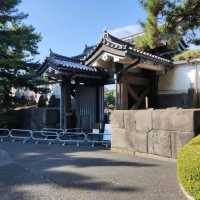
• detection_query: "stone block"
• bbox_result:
[152,109,200,133]
[152,109,172,130]
[111,128,136,151]
[148,130,172,158]
[111,111,124,128]
[134,131,148,153]
[124,110,136,130]
[171,131,195,158]
[169,110,194,132]
[135,109,153,132]
[29,108,46,130]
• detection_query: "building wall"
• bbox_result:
[159,62,200,94]
[158,61,200,108]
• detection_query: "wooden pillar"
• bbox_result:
[114,62,125,110]
[115,81,120,109]
[60,77,72,130]
[64,78,72,129]
[99,85,104,133]
[119,81,128,110]
[60,81,64,129]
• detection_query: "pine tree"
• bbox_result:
[135,0,200,50]
[164,0,200,46]
[135,0,167,50]
[0,0,41,111]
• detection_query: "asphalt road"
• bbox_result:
[0,143,186,200]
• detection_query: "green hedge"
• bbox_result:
[177,135,200,200]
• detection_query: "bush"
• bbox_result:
[177,135,200,200]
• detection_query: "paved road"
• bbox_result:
[0,143,186,200]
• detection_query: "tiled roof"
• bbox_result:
[39,51,108,76]
[84,32,173,66]
[48,56,99,73]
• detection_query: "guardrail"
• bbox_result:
[0,129,10,142]
[58,131,86,147]
[0,128,111,148]
[42,128,64,134]
[87,133,111,148]
[10,129,32,144]
[32,131,58,145]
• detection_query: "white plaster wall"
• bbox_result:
[159,62,200,94]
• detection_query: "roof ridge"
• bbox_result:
[49,50,80,63]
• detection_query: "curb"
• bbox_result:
[179,183,194,200]
[135,152,176,162]
[111,147,176,162]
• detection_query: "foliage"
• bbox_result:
[177,135,200,200]
[105,90,115,108]
[173,49,200,61]
[0,0,42,111]
[136,0,200,50]
[135,0,166,50]
[38,95,48,107]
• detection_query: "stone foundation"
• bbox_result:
[111,108,200,159]
[15,107,60,130]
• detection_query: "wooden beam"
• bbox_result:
[131,87,150,109]
[137,63,165,72]
[121,74,150,86]
[127,84,140,101]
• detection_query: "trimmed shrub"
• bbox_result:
[177,135,200,200]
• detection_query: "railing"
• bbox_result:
[10,129,32,144]
[87,133,111,148]
[0,128,111,148]
[32,130,58,145]
[0,129,10,142]
[58,132,86,147]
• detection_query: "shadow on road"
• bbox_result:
[0,143,159,200]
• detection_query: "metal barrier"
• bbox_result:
[58,131,86,147]
[42,128,64,134]
[10,129,32,143]
[32,131,58,145]
[0,128,111,148]
[0,129,10,142]
[65,128,83,133]
[87,133,111,148]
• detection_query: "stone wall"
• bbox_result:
[111,108,200,159]
[16,107,60,130]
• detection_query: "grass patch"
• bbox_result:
[177,135,200,200]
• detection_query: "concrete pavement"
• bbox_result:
[0,143,186,200]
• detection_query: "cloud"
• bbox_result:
[109,24,143,38]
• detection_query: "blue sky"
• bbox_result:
[19,0,146,62]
